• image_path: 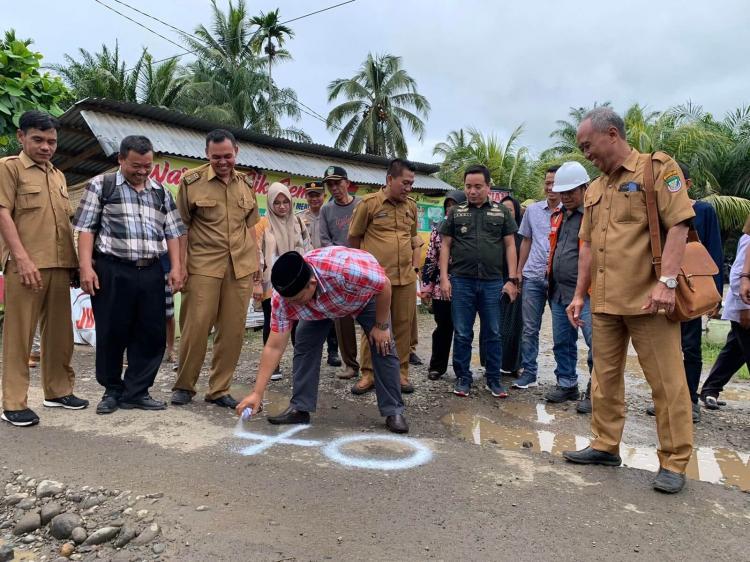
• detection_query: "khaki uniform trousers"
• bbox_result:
[174,263,252,400]
[2,267,75,410]
[334,315,359,372]
[591,313,693,473]
[359,282,415,385]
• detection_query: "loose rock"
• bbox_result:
[152,543,165,554]
[195,505,209,512]
[50,513,83,540]
[130,522,160,545]
[60,542,75,557]
[13,512,42,535]
[17,498,36,510]
[113,524,137,548]
[37,480,65,498]
[4,492,29,506]
[71,526,88,544]
[41,501,64,525]
[82,526,120,546]
[0,546,14,562]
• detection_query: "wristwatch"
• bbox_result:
[658,276,678,289]
[506,277,519,286]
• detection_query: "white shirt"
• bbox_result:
[722,234,750,322]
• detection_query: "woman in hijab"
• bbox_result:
[255,182,312,380]
[499,194,524,376]
[420,190,466,380]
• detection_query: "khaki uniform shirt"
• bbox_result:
[348,189,418,286]
[0,151,77,269]
[176,163,259,280]
[297,208,322,249]
[580,149,695,315]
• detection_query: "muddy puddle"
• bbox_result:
[443,404,750,491]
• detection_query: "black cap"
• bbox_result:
[323,165,348,182]
[271,251,312,297]
[304,180,324,193]
[444,190,466,209]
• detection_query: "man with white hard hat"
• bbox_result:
[545,161,594,410]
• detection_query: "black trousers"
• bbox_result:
[680,317,703,404]
[91,257,165,401]
[263,297,337,354]
[428,298,454,374]
[700,321,750,398]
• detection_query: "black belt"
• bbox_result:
[94,253,159,268]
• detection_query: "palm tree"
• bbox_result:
[53,42,144,102]
[249,8,294,113]
[138,54,188,108]
[53,44,187,109]
[179,0,308,140]
[432,126,538,199]
[326,53,430,158]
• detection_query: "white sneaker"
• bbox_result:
[270,367,283,381]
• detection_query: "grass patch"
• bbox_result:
[702,340,750,380]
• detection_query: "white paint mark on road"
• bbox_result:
[321,434,433,471]
[234,425,322,456]
[233,425,434,471]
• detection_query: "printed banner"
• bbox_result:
[149,156,446,232]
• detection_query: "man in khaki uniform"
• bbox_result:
[563,107,695,494]
[171,129,260,409]
[0,111,88,426]
[348,159,422,394]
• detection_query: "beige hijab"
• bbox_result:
[261,182,310,284]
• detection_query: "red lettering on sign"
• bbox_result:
[75,307,95,330]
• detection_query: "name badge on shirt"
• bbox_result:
[618,182,641,192]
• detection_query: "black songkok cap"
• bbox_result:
[271,251,312,297]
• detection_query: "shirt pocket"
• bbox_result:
[195,199,217,220]
[613,191,646,224]
[485,215,506,239]
[59,188,73,216]
[17,184,43,210]
[584,191,603,228]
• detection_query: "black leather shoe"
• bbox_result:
[562,446,621,466]
[646,403,656,416]
[327,354,342,367]
[119,395,167,410]
[409,352,423,366]
[96,395,119,415]
[401,382,415,394]
[268,406,310,425]
[653,467,686,494]
[171,390,192,405]
[427,370,444,381]
[385,414,409,434]
[206,394,238,409]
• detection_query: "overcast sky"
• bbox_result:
[7,0,750,164]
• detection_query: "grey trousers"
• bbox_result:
[290,298,404,417]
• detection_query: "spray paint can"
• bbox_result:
[241,407,253,421]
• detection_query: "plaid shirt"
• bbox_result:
[73,170,185,261]
[271,246,387,333]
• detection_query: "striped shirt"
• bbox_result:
[271,247,387,333]
[73,171,185,261]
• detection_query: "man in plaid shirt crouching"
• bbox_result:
[236,247,408,433]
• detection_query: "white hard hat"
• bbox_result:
[552,161,590,192]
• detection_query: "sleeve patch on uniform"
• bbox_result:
[665,174,682,193]
[184,172,200,185]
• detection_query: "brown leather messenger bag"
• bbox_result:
[642,153,722,322]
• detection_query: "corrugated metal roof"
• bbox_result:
[79,110,450,191]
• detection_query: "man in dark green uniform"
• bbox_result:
[439,165,519,398]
